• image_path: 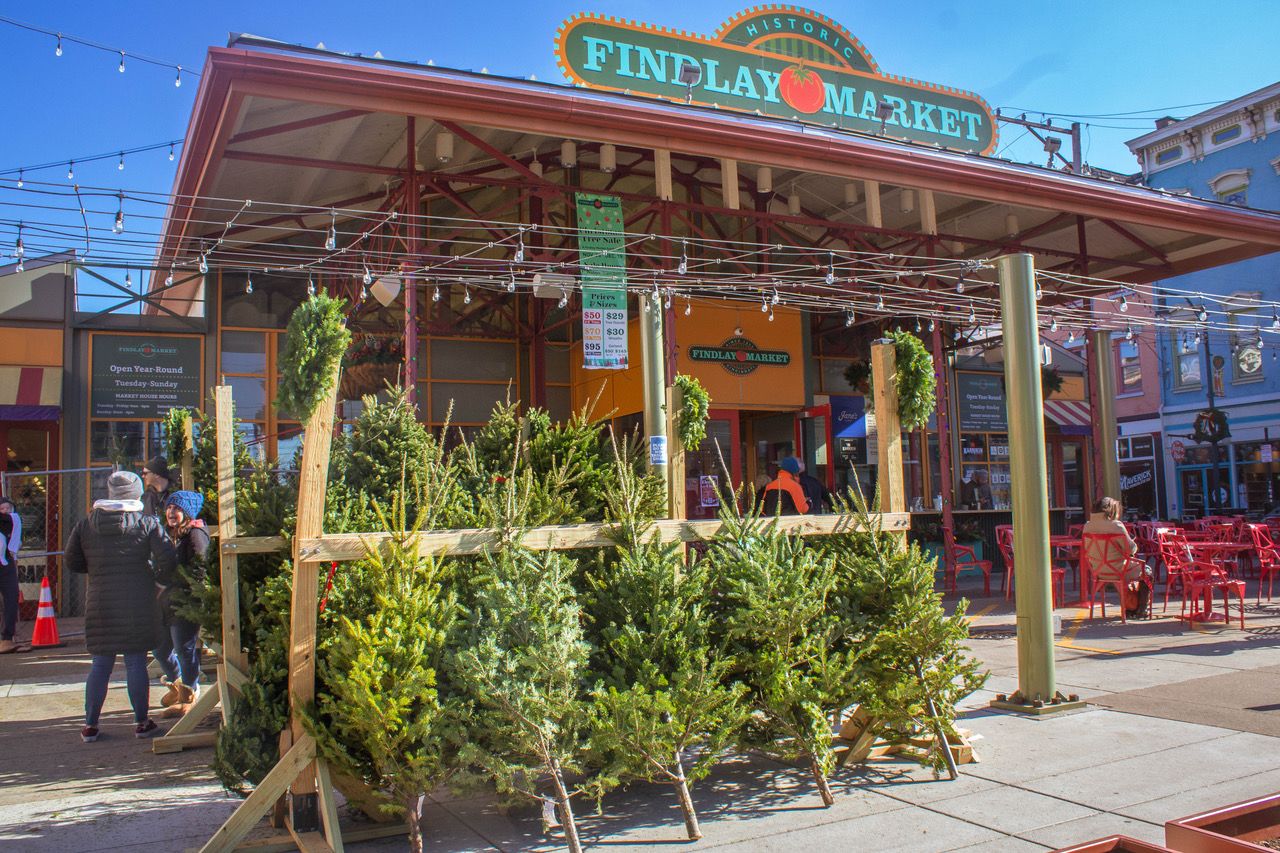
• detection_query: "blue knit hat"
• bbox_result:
[779,457,801,475]
[165,490,203,520]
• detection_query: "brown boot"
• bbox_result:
[159,679,183,707]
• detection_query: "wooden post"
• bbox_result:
[180,415,194,490]
[215,386,248,677]
[871,340,905,543]
[666,384,686,520]
[285,365,342,831]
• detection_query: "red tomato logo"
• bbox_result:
[779,63,825,114]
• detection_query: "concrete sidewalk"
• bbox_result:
[2,591,1279,852]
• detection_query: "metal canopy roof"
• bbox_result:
[152,39,1280,314]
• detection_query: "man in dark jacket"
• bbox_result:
[141,456,174,518]
[793,458,834,514]
[66,470,177,742]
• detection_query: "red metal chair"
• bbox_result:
[1158,530,1245,628]
[1247,524,1280,604]
[1082,532,1152,622]
[998,536,1065,606]
[947,542,992,596]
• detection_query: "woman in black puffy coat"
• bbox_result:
[66,470,177,741]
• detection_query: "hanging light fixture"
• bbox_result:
[168,143,175,161]
[757,166,772,194]
[876,292,885,312]
[599,143,617,173]
[825,252,835,286]
[1050,315,1059,333]
[174,66,182,87]
[464,285,472,305]
[435,131,454,163]
[677,239,688,275]
[684,297,692,316]
[1118,294,1129,313]
[307,276,316,296]
[558,289,569,309]
[898,188,915,213]
[113,193,125,234]
[1197,307,1208,323]
[66,161,74,181]
[929,318,937,332]
[968,306,977,325]
[844,308,855,328]
[117,152,125,171]
[1035,280,1043,300]
[560,139,577,168]
[16,169,22,188]
[788,192,801,216]
[507,270,516,293]
[198,252,209,274]
[433,285,441,303]
[245,274,254,295]
[118,51,126,73]
[325,210,337,251]
[123,270,131,288]
[1125,325,1134,341]
[14,223,24,260]
[844,182,859,205]
[513,229,525,264]
[55,33,62,57]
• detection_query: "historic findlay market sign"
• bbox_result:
[556,6,997,155]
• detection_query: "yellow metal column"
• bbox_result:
[990,253,1082,715]
[1089,330,1122,500]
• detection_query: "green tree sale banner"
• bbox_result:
[576,192,630,370]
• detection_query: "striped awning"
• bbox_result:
[1043,399,1091,435]
[0,366,61,420]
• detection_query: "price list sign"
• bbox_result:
[575,192,629,370]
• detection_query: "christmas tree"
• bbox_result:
[449,469,594,853]
[704,500,855,807]
[583,447,747,839]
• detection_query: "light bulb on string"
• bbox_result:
[513,230,525,264]
[118,52,126,73]
[968,306,977,325]
[664,290,672,310]
[929,318,937,332]
[1067,330,1076,344]
[677,239,688,275]
[55,34,62,57]
[14,224,24,259]
[463,286,472,305]
[168,143,175,162]
[1194,331,1202,346]
[507,271,516,293]
[771,288,780,305]
[1125,325,1134,341]
[876,292,885,312]
[761,296,769,313]
[844,309,855,328]
[362,264,372,286]
[324,210,337,251]
[768,308,775,322]
[174,67,182,87]
[359,283,367,301]
[1197,307,1208,323]
[245,274,254,295]
[112,193,125,234]
[165,263,176,287]
[558,290,568,309]
[124,270,131,288]
[684,298,692,316]
[1272,310,1279,330]
[825,252,835,286]
[956,272,966,294]
[198,252,208,274]
[117,152,124,171]
[914,318,921,333]
[433,285,442,303]
[66,161,74,181]
[1034,281,1043,300]
[1118,295,1129,313]
[16,169,23,188]
[1050,316,1059,332]
[307,276,316,296]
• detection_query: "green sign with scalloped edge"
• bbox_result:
[556,6,997,154]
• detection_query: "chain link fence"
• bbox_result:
[1,467,113,618]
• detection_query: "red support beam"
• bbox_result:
[227,108,368,145]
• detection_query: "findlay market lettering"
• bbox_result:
[690,337,791,376]
[556,7,997,154]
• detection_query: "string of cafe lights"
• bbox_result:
[0,15,199,88]
[0,138,185,185]
[1,175,1277,343]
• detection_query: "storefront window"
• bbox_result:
[1115,339,1141,391]
[1233,440,1280,511]
[1173,333,1201,390]
[958,432,1011,509]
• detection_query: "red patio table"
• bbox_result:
[1183,542,1253,623]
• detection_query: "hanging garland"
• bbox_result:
[162,407,193,468]
[276,292,352,422]
[847,332,937,431]
[673,373,711,451]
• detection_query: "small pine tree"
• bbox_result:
[583,446,747,839]
[704,499,854,807]
[822,494,987,778]
[306,498,463,853]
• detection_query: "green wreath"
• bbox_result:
[853,332,937,431]
[1192,408,1230,444]
[673,373,711,451]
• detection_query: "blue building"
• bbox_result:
[1127,82,1280,517]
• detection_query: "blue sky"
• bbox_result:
[2,0,1277,302]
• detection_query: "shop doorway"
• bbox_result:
[742,411,798,492]
[794,405,833,492]
[683,409,741,520]
[1177,465,1232,518]
[0,422,59,550]
[1052,437,1089,526]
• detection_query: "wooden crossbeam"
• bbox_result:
[199,735,318,853]
[299,512,912,562]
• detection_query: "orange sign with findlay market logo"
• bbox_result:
[555,6,997,154]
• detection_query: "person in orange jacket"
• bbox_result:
[763,457,810,515]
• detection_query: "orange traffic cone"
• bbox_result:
[30,576,63,648]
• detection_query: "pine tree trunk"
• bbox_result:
[548,758,583,853]
[671,752,702,840]
[809,756,835,807]
[406,793,426,853]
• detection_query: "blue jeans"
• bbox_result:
[153,620,201,687]
[85,652,150,726]
[0,564,17,641]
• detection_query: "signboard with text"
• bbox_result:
[556,6,997,154]
[956,372,1007,432]
[576,192,630,369]
[91,334,202,419]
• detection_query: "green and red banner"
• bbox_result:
[556,6,997,155]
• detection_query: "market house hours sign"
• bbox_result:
[556,6,997,155]
[91,334,202,419]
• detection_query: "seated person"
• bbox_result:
[961,469,994,510]
[1083,496,1151,616]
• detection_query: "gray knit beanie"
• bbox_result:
[107,471,143,501]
